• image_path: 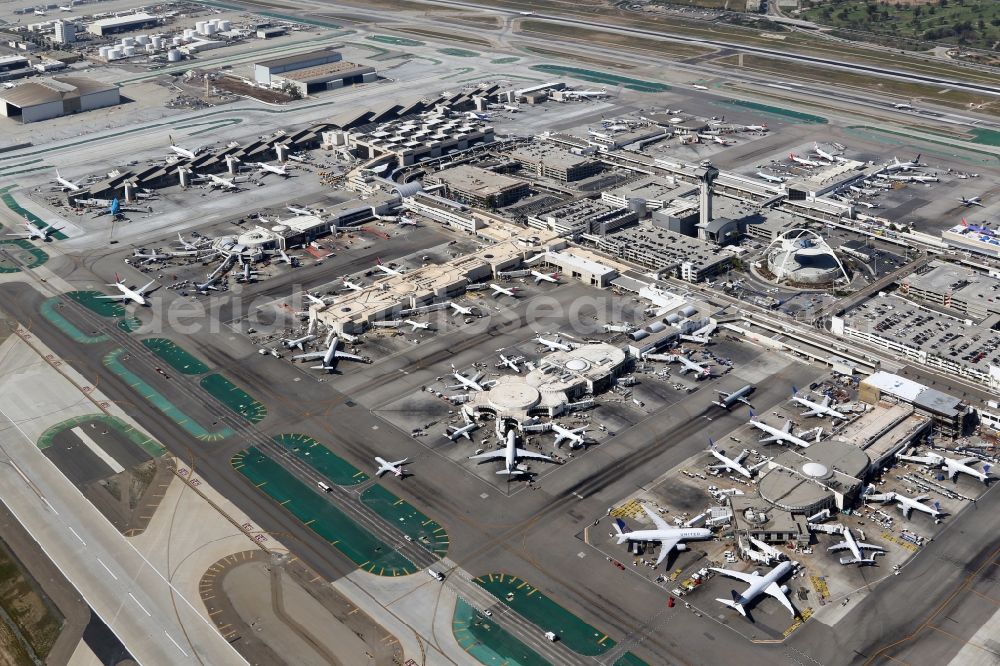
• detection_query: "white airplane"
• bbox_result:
[52,169,81,191]
[286,205,318,217]
[375,456,408,478]
[534,335,572,352]
[887,154,925,171]
[236,262,260,283]
[450,302,475,316]
[396,215,417,227]
[531,270,560,284]
[897,450,991,484]
[756,172,786,184]
[748,411,816,448]
[789,153,821,168]
[490,283,518,298]
[132,249,171,264]
[444,422,478,441]
[612,504,713,567]
[692,84,708,90]
[274,249,299,265]
[889,173,938,183]
[744,124,768,132]
[713,384,755,410]
[282,334,316,350]
[33,8,46,16]
[707,439,762,479]
[550,423,587,449]
[374,258,403,276]
[646,353,711,378]
[98,273,155,306]
[711,135,735,146]
[403,319,431,332]
[341,278,364,292]
[813,143,844,163]
[59,3,75,11]
[8,218,62,241]
[710,561,797,618]
[305,293,334,307]
[790,387,848,420]
[829,526,883,566]
[175,233,204,251]
[195,277,221,294]
[469,429,554,476]
[497,350,522,373]
[168,135,199,160]
[883,492,943,520]
[292,336,363,372]
[893,102,914,110]
[958,196,983,207]
[205,174,239,190]
[446,368,492,392]
[257,162,290,177]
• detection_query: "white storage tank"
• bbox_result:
[183,28,196,39]
[151,35,164,48]
[173,35,185,45]
[145,44,155,53]
[136,34,150,44]
[195,21,208,34]
[123,45,136,57]
[218,19,231,31]
[204,22,218,35]
[108,47,123,60]
[99,45,112,59]
[121,36,134,46]
[167,49,182,62]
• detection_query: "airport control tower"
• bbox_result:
[694,160,720,228]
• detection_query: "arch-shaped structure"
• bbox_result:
[764,228,850,285]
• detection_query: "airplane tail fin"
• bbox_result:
[612,518,630,542]
[716,593,746,616]
[749,409,756,419]
[792,385,799,396]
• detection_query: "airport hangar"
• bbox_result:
[0,76,120,122]
[253,48,375,95]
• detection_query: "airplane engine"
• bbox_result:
[780,585,790,595]
[675,544,688,552]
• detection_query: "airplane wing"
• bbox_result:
[764,582,795,616]
[827,542,850,552]
[292,352,325,361]
[799,407,821,417]
[738,396,753,406]
[899,503,912,519]
[655,538,679,566]
[642,504,671,531]
[514,448,553,462]
[709,567,758,584]
[855,542,884,551]
[946,466,959,480]
[335,351,363,362]
[95,294,127,300]
[140,280,156,293]
[469,450,506,461]
[958,457,979,466]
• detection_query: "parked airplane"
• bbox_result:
[98,273,155,306]
[892,102,913,110]
[194,276,221,294]
[865,489,942,520]
[205,173,238,190]
[444,422,478,441]
[52,169,81,191]
[958,196,983,207]
[450,302,475,316]
[59,3,75,11]
[403,319,431,332]
[789,153,821,168]
[710,561,797,617]
[341,278,364,292]
[447,368,492,392]
[748,410,816,448]
[175,233,205,251]
[744,124,768,132]
[469,429,554,476]
[612,504,713,567]
[274,249,299,266]
[375,258,403,276]
[236,262,261,283]
[531,270,560,284]
[131,249,171,264]
[33,8,46,16]
[281,334,316,350]
[707,439,764,479]
[375,456,408,478]
[292,336,363,372]
[756,172,786,184]
[812,143,844,163]
[886,154,924,172]
[168,135,200,160]
[534,335,572,352]
[962,218,993,235]
[897,450,991,484]
[713,384,755,410]
[692,84,708,90]
[829,526,883,565]
[490,283,518,297]
[497,349,522,373]
[305,293,334,307]
[790,387,848,420]
[550,423,587,449]
[286,205,318,217]
[257,162,290,177]
[8,218,62,241]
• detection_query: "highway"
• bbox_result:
[412,0,1000,96]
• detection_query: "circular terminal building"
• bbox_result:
[757,439,870,514]
[764,228,849,286]
[466,343,627,422]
